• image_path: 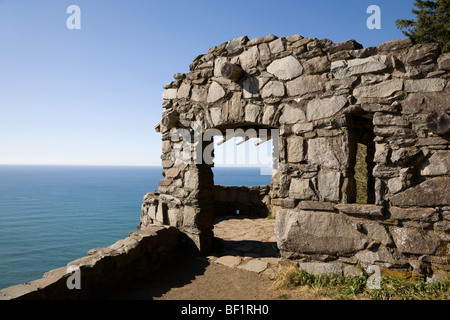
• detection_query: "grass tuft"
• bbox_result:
[274,265,450,300]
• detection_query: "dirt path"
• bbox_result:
[106,217,324,300]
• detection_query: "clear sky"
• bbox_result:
[0,0,416,166]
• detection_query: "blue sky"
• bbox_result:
[0,0,415,166]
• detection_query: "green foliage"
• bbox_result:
[275,265,450,300]
[355,143,368,204]
[396,0,450,53]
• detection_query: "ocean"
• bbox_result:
[0,165,271,289]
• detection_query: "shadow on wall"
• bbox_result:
[213,185,271,217]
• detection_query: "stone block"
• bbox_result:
[391,227,440,255]
[244,104,261,123]
[279,104,306,124]
[286,75,325,97]
[267,56,303,80]
[299,262,343,275]
[239,46,259,72]
[303,56,330,74]
[354,79,403,98]
[226,35,248,56]
[405,79,446,93]
[318,169,341,202]
[420,151,450,176]
[390,177,450,207]
[331,55,389,79]
[438,53,450,70]
[286,136,305,163]
[275,210,368,255]
[389,206,439,222]
[207,81,226,103]
[307,136,349,169]
[261,81,285,98]
[306,95,347,121]
[162,89,177,100]
[335,204,384,219]
[289,178,317,200]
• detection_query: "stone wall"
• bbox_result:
[143,33,450,279]
[0,225,179,300]
[213,185,270,217]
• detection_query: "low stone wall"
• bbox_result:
[0,225,180,300]
[213,185,270,217]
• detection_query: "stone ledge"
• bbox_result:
[335,204,385,219]
[0,225,180,300]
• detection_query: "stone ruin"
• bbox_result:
[141,34,450,279]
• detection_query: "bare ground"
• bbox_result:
[105,217,325,300]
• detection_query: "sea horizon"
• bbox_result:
[0,164,271,289]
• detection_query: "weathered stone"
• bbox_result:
[226,35,248,55]
[390,148,420,165]
[262,105,276,125]
[268,38,286,54]
[227,92,243,121]
[374,143,389,164]
[207,81,226,103]
[373,113,409,127]
[335,204,384,219]
[297,201,336,211]
[306,95,347,121]
[214,56,228,78]
[289,178,317,200]
[244,104,261,123]
[355,247,407,267]
[354,79,403,98]
[303,56,330,74]
[389,206,439,222]
[318,169,341,202]
[191,86,207,102]
[391,227,440,255]
[363,222,393,246]
[184,170,199,190]
[331,55,389,79]
[237,259,268,273]
[214,256,242,268]
[258,42,271,63]
[329,40,363,54]
[434,221,450,232]
[390,177,450,207]
[438,53,450,70]
[378,38,413,52]
[243,77,260,98]
[293,122,313,134]
[267,56,303,80]
[239,46,259,73]
[176,82,191,99]
[286,75,325,97]
[308,136,348,169]
[420,151,450,176]
[261,81,285,98]
[405,43,440,65]
[209,108,222,126]
[279,104,306,124]
[275,210,368,255]
[388,177,403,194]
[299,262,343,275]
[286,136,305,163]
[162,88,177,100]
[405,79,447,92]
